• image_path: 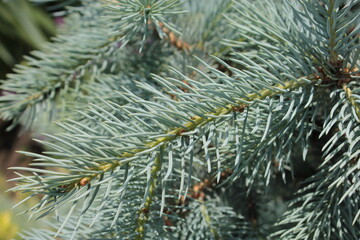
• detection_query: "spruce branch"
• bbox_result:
[274,79,360,240]
[10,75,314,188]
[0,3,123,128]
[7,0,324,231]
[0,0,184,129]
[4,0,360,239]
[8,70,316,237]
[72,77,314,189]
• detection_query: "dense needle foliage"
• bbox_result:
[0,0,359,239]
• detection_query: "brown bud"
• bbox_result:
[178,129,186,135]
[80,177,90,186]
[141,208,149,214]
[176,41,183,49]
[232,105,247,112]
[168,32,176,43]
[162,27,170,34]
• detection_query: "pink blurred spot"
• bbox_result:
[54,17,65,26]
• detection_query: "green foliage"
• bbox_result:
[1,0,359,239]
[0,0,54,76]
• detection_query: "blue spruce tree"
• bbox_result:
[0,0,359,239]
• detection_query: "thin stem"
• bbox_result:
[200,200,219,240]
[135,147,163,240]
[328,0,338,64]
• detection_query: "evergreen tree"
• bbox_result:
[1,0,359,239]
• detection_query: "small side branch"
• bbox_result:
[199,200,220,240]
[135,148,162,239]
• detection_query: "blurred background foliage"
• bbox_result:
[0,0,55,78]
[0,175,42,240]
[0,0,78,238]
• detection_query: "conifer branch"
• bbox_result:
[0,27,122,127]
[5,1,359,238]
[0,0,184,128]
[75,77,314,188]
[15,34,123,103]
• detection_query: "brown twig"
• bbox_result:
[157,22,192,51]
